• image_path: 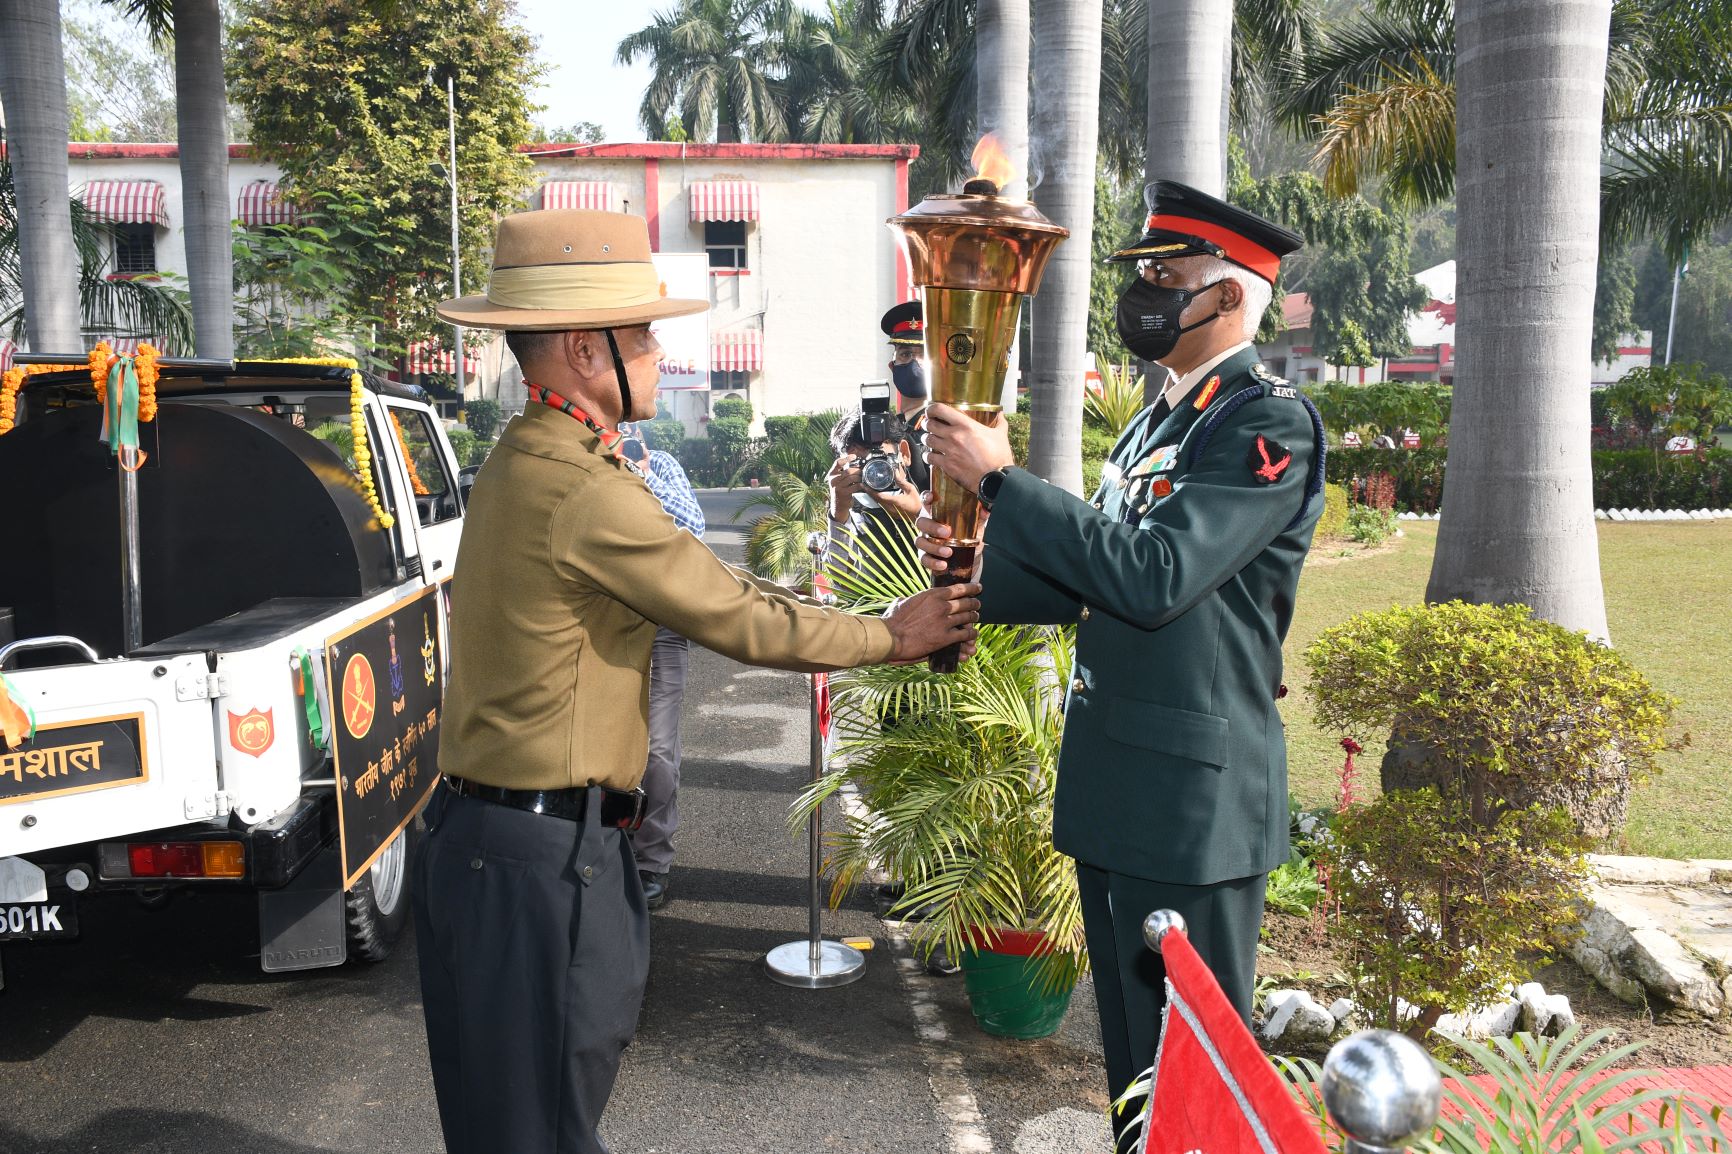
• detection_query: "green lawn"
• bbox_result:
[1280,520,1732,860]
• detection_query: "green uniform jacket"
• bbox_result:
[980,346,1325,885]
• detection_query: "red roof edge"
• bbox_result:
[522,141,919,161]
[48,142,257,160]
[45,141,917,163]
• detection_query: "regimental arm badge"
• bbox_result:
[1247,434,1294,484]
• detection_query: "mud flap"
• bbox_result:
[257,840,347,972]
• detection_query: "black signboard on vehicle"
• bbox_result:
[323,586,443,889]
[0,713,148,804]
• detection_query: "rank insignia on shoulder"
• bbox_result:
[1247,434,1293,484]
[1192,375,1222,411]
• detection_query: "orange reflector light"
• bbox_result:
[202,842,246,878]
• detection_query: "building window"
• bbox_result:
[710,369,749,392]
[112,224,157,275]
[704,221,748,270]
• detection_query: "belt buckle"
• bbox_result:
[625,788,646,831]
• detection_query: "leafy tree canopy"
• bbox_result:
[228,0,540,348]
[1233,165,1429,363]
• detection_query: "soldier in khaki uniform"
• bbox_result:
[414,210,979,1154]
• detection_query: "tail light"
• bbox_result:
[98,840,247,879]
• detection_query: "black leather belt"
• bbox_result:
[444,776,646,831]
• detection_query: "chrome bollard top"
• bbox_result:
[1321,1030,1442,1154]
[1141,909,1187,953]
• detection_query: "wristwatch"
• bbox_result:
[977,466,1013,510]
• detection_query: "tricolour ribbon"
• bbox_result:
[294,648,328,751]
[100,354,147,471]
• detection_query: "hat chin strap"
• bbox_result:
[603,328,633,425]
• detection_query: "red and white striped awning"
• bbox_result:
[0,339,15,374]
[96,337,168,355]
[79,181,168,226]
[540,181,617,212]
[236,180,298,227]
[406,339,480,376]
[689,181,760,222]
[710,329,762,372]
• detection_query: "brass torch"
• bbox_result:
[888,178,1068,672]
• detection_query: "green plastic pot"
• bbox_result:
[958,929,1077,1039]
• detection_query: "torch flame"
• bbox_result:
[970,133,1019,192]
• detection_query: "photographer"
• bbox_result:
[826,393,922,527]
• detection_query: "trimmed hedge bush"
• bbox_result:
[1324,446,1732,513]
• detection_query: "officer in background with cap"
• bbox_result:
[882,300,932,497]
[916,182,1324,1151]
[418,209,981,1154]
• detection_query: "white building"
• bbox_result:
[1258,259,1650,388]
[19,141,917,434]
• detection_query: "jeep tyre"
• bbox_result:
[345,822,413,962]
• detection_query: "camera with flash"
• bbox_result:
[856,382,902,493]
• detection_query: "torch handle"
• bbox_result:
[926,544,979,674]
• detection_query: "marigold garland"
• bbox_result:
[0,362,56,435]
[391,412,430,496]
[347,369,395,530]
[251,356,395,529]
[2,342,162,438]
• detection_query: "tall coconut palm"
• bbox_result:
[1425,0,1612,639]
[171,0,233,359]
[104,0,234,359]
[1143,1,1231,193]
[1024,0,1102,495]
[618,0,801,143]
[976,0,1029,200]
[0,0,82,350]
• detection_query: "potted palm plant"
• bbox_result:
[794,521,1087,1039]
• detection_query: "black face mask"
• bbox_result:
[1114,277,1225,363]
[890,358,927,400]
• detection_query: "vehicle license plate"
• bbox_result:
[0,898,78,941]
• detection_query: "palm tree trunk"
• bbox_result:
[1425,0,1612,640]
[976,0,1029,413]
[1024,0,1102,495]
[976,0,1029,201]
[1144,0,1230,194]
[173,0,233,359]
[0,0,83,349]
[1140,0,1231,402]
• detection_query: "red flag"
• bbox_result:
[1139,926,1328,1154]
[812,569,834,742]
[814,672,831,742]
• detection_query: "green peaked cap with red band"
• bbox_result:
[1106,180,1303,283]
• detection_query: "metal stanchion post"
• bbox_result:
[765,532,867,989]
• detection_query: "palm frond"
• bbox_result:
[1310,58,1456,206]
[1275,6,1454,137]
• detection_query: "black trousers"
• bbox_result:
[413,787,650,1154]
[1076,864,1267,1154]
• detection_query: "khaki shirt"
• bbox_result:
[441,403,895,791]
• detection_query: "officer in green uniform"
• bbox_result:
[917,182,1322,1150]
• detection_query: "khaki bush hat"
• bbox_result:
[436,209,709,331]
